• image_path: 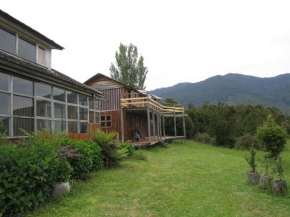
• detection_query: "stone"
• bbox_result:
[246,171,260,185]
[51,182,70,199]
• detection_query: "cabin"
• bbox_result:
[0,10,103,139]
[85,73,186,147]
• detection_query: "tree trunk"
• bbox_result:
[246,171,260,185]
[272,180,287,195]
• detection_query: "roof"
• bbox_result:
[138,90,162,100]
[85,73,143,93]
[0,50,102,96]
[0,10,64,50]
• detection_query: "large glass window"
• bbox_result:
[37,120,51,132]
[89,111,94,123]
[18,38,36,62]
[68,105,78,119]
[53,87,65,102]
[67,91,77,104]
[13,96,33,117]
[0,117,9,134]
[0,72,10,91]
[79,94,87,106]
[54,103,66,119]
[36,100,51,117]
[38,47,45,65]
[36,83,51,98]
[68,122,78,133]
[94,100,100,110]
[79,107,88,120]
[80,122,88,133]
[95,112,100,123]
[13,77,33,96]
[0,93,10,115]
[13,118,33,136]
[54,121,66,133]
[89,97,94,109]
[0,27,16,54]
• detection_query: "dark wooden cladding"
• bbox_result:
[68,123,101,140]
[101,88,124,111]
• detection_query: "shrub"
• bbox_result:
[120,142,134,157]
[194,133,211,144]
[235,134,259,150]
[60,139,95,180]
[86,140,104,171]
[245,147,257,172]
[133,151,147,161]
[93,130,128,167]
[256,115,287,159]
[55,159,72,182]
[0,143,60,216]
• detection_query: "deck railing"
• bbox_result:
[120,96,184,114]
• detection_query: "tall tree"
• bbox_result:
[110,43,148,90]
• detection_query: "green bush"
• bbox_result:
[194,133,211,144]
[235,134,259,150]
[0,143,60,216]
[93,130,128,167]
[256,115,287,159]
[86,140,104,171]
[120,142,134,157]
[55,159,72,183]
[60,139,102,180]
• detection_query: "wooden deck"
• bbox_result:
[131,136,186,148]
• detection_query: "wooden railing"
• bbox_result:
[120,96,184,114]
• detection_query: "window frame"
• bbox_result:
[101,115,112,128]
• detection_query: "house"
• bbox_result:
[85,73,186,147]
[0,10,103,139]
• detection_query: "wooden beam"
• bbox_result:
[147,104,151,144]
[162,114,165,138]
[152,111,156,139]
[183,113,186,140]
[120,108,124,142]
[164,114,188,117]
[174,112,177,137]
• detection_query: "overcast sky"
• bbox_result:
[2,0,290,90]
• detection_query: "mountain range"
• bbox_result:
[150,73,290,114]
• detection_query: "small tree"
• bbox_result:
[256,115,286,159]
[245,147,257,172]
[110,43,148,90]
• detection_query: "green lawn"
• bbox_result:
[30,140,290,217]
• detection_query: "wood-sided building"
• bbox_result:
[85,73,186,146]
[0,10,103,139]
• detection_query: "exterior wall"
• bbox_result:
[101,88,125,111]
[68,123,101,140]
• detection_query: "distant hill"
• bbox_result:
[150,73,290,114]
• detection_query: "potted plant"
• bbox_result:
[272,156,287,195]
[245,147,260,185]
[259,155,272,190]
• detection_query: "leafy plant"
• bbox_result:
[56,159,72,182]
[93,130,128,167]
[120,142,134,157]
[245,147,257,172]
[263,154,271,176]
[0,122,11,146]
[256,115,287,159]
[235,134,259,150]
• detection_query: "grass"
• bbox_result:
[30,140,290,217]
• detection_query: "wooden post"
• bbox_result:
[162,114,165,139]
[158,113,161,140]
[121,108,124,142]
[183,113,186,142]
[174,112,177,137]
[147,104,151,144]
[153,111,156,140]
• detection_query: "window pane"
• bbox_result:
[68,122,78,133]
[89,111,94,123]
[0,93,10,115]
[80,122,88,133]
[79,94,87,106]
[13,77,33,96]
[54,103,65,118]
[89,97,94,109]
[54,121,66,133]
[18,38,36,62]
[0,116,9,135]
[94,100,100,110]
[0,27,16,54]
[38,47,45,65]
[101,122,105,127]
[53,87,65,102]
[107,122,111,128]
[79,107,88,120]
[37,120,51,133]
[36,83,51,98]
[14,118,33,136]
[67,91,77,104]
[68,105,78,119]
[101,116,105,121]
[36,100,51,117]
[95,112,100,123]
[107,116,111,121]
[13,95,33,117]
[0,72,10,91]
